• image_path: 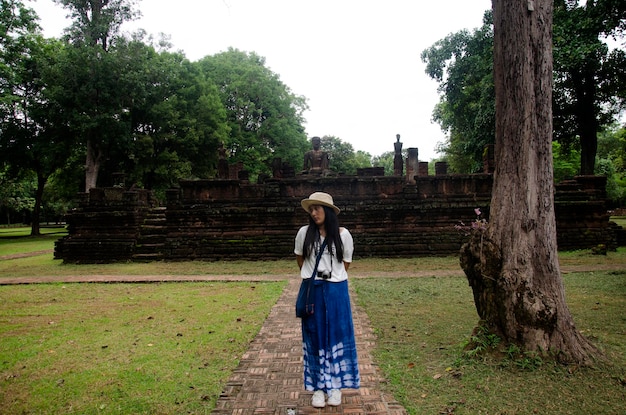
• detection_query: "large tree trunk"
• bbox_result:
[574,69,599,175]
[460,0,599,365]
[30,173,46,236]
[84,138,102,192]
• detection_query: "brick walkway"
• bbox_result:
[0,272,408,414]
[211,277,408,415]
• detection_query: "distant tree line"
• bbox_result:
[0,0,374,233]
[2,0,625,234]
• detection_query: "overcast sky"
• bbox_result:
[30,0,492,161]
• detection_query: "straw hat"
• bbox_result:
[301,192,340,215]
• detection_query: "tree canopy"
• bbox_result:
[421,11,495,173]
[196,48,310,179]
[421,0,626,176]
[0,0,327,227]
[319,135,372,175]
[0,0,75,233]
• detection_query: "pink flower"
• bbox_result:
[474,208,482,217]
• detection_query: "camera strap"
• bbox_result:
[311,239,327,279]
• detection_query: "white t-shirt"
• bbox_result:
[294,225,354,282]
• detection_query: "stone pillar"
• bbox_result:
[229,162,244,180]
[418,162,429,177]
[435,162,448,176]
[218,143,229,179]
[406,148,419,184]
[238,169,250,182]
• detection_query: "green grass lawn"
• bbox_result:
[611,215,626,228]
[0,281,286,415]
[353,272,626,415]
[1,226,625,414]
[0,226,67,257]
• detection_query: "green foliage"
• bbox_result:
[53,0,140,48]
[421,11,495,174]
[553,0,626,175]
[462,324,502,359]
[552,124,626,206]
[422,1,626,177]
[321,135,372,175]
[553,141,581,183]
[196,48,309,179]
[597,157,625,207]
[459,326,545,370]
[44,0,144,192]
[597,124,626,206]
[0,1,76,232]
[372,149,414,176]
[354,150,373,170]
[372,151,394,175]
[103,40,229,193]
[0,167,36,225]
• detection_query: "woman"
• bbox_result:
[294,192,360,408]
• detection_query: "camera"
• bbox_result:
[317,271,332,280]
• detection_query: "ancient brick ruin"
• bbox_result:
[54,143,621,263]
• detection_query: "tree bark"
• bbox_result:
[573,69,599,175]
[84,137,102,191]
[30,173,46,236]
[460,0,599,365]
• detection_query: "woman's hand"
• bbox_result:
[296,255,304,270]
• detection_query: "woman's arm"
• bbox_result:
[296,255,304,270]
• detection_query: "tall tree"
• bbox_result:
[553,0,626,175]
[0,0,72,234]
[107,39,230,194]
[196,48,309,178]
[460,0,599,364]
[421,12,495,173]
[422,1,626,175]
[0,166,35,225]
[52,0,140,191]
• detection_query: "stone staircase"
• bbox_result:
[133,207,167,261]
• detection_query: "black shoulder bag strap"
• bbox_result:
[303,239,327,316]
[311,239,328,279]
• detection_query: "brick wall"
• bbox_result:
[54,174,618,263]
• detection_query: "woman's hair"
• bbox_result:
[303,205,344,261]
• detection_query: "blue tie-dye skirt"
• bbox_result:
[301,279,361,392]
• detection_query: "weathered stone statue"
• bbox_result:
[393,134,403,176]
[303,136,329,173]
